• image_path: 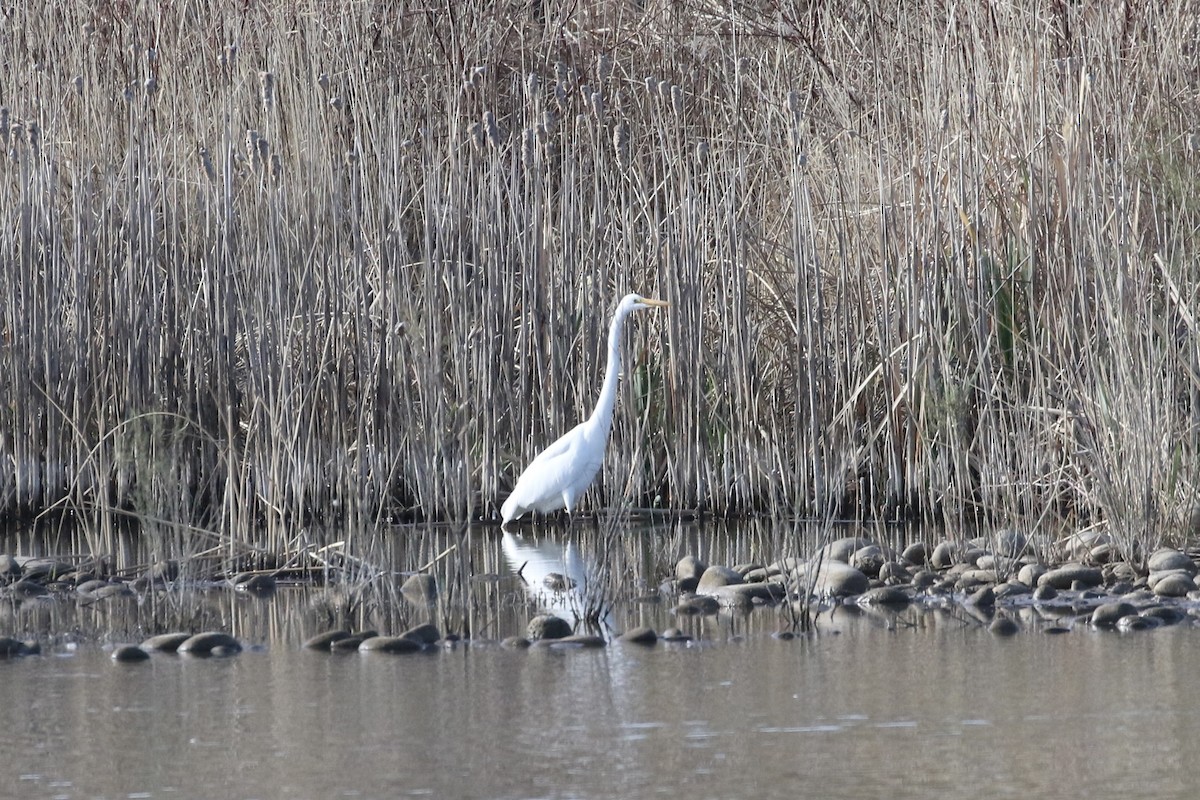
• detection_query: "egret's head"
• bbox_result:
[624,293,669,311]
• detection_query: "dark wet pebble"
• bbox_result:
[330,635,375,651]
[401,623,441,645]
[10,579,48,598]
[400,573,438,605]
[0,554,20,577]
[696,565,743,591]
[527,614,572,641]
[1038,564,1103,590]
[359,636,421,653]
[501,636,532,649]
[303,630,352,650]
[1043,626,1071,635]
[20,558,71,582]
[989,618,1020,636]
[112,645,150,662]
[0,637,34,657]
[233,573,277,595]
[142,633,193,652]
[178,631,243,656]
[676,555,707,582]
[1091,602,1136,628]
[1033,584,1058,602]
[619,626,657,645]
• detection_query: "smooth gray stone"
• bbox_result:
[401,623,441,645]
[673,595,721,616]
[112,645,150,663]
[930,540,964,570]
[696,565,743,592]
[816,537,874,564]
[527,614,572,641]
[501,636,532,649]
[901,542,928,565]
[857,585,911,606]
[178,632,242,656]
[1147,549,1195,574]
[1152,572,1195,597]
[549,635,606,648]
[1091,602,1137,627]
[142,633,193,652]
[1017,563,1048,587]
[359,636,421,653]
[233,573,277,594]
[711,582,784,607]
[993,581,1031,599]
[675,555,707,582]
[992,528,1030,558]
[850,546,886,578]
[964,585,995,608]
[0,637,32,657]
[1117,614,1158,632]
[330,635,370,651]
[1037,564,1103,590]
[303,630,352,650]
[810,562,869,598]
[619,626,658,645]
[660,628,692,642]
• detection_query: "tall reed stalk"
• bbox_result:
[1,2,1198,556]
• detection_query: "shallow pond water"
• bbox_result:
[2,520,1198,798]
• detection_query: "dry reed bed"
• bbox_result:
[1,2,1198,558]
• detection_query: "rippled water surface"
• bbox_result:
[3,522,1198,799]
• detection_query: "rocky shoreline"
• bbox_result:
[2,528,1198,660]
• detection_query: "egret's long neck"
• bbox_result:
[588,307,628,435]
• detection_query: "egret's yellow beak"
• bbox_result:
[641,298,669,308]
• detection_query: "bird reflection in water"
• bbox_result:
[501,531,611,629]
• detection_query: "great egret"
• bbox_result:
[501,293,668,526]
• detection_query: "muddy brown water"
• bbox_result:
[2,520,1198,798]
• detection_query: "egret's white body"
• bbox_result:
[501,293,667,526]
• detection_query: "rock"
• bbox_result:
[1142,606,1186,625]
[1142,551,1190,575]
[660,628,692,642]
[331,635,371,651]
[675,555,707,582]
[901,542,928,565]
[10,579,47,598]
[817,537,873,564]
[94,583,135,599]
[401,573,439,605]
[233,573,277,595]
[810,562,869,598]
[501,636,531,649]
[1017,563,1048,587]
[957,569,998,588]
[112,645,150,663]
[857,586,911,606]
[0,554,20,577]
[1151,572,1195,597]
[1091,602,1137,627]
[992,528,1029,558]
[19,558,70,582]
[619,626,658,645]
[965,585,995,608]
[1117,615,1157,632]
[711,582,784,607]
[910,570,937,589]
[527,614,572,641]
[993,581,1031,600]
[302,630,352,650]
[542,573,576,592]
[1037,564,1103,590]
[989,618,1020,636]
[878,561,910,583]
[142,633,193,652]
[178,632,242,656]
[1061,530,1111,560]
[132,559,179,590]
[1032,584,1058,602]
[359,636,421,653]
[551,635,606,648]
[696,565,743,592]
[401,623,441,645]
[0,637,32,657]
[930,541,964,570]
[673,595,721,616]
[850,546,886,578]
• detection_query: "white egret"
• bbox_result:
[501,293,668,526]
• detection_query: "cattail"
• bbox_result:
[542,109,556,135]
[259,71,275,110]
[26,122,39,160]
[644,76,656,94]
[81,22,94,37]
[144,76,158,97]
[526,72,539,99]
[613,120,629,166]
[316,72,330,91]
[72,75,84,95]
[483,110,502,146]
[939,108,949,131]
[1,107,9,146]
[522,126,536,166]
[596,54,613,82]
[198,145,215,180]
[656,79,670,101]
[555,61,569,84]
[270,153,282,179]
[589,91,604,120]
[329,95,343,110]
[554,82,568,111]
[257,135,270,166]
[787,89,802,118]
[469,122,484,152]
[469,66,486,88]
[344,148,359,165]
[245,129,261,169]
[695,140,709,165]
[671,84,684,115]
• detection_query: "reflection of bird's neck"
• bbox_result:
[587,305,629,436]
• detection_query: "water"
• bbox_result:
[2,522,1198,798]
